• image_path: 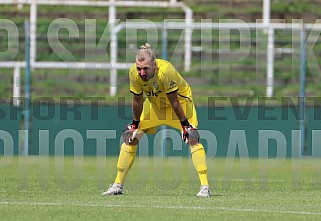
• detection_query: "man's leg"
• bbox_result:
[165,102,211,196]
[114,143,138,184]
[190,143,211,197]
[190,143,209,186]
[102,143,138,196]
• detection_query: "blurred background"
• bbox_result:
[1,0,321,104]
[1,0,321,157]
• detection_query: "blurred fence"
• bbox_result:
[2,19,319,98]
[1,1,321,101]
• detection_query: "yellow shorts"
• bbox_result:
[138,99,198,134]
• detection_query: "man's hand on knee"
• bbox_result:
[122,120,140,145]
[180,119,200,146]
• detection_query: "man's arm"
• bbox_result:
[166,91,187,122]
[167,91,200,145]
[122,93,143,145]
[132,93,144,121]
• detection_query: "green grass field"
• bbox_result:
[1,156,321,221]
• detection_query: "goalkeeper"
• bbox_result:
[102,43,210,197]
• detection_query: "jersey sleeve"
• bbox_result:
[129,64,143,95]
[162,62,182,94]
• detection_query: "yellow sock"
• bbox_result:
[190,143,209,186]
[114,143,138,184]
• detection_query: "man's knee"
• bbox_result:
[187,129,200,146]
[127,138,139,146]
[122,128,140,145]
[190,143,205,154]
[121,143,138,152]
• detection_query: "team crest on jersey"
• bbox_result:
[169,81,176,89]
[153,82,159,90]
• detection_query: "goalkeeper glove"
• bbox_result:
[181,119,200,145]
[122,120,140,144]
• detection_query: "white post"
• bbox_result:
[17,0,23,9]
[13,65,21,106]
[266,28,274,97]
[263,0,274,97]
[109,0,117,96]
[183,6,193,72]
[263,0,271,26]
[30,0,37,65]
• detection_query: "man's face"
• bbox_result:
[136,59,156,82]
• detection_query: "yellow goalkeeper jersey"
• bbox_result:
[129,59,193,108]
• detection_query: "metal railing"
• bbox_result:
[0,0,192,97]
[2,1,321,100]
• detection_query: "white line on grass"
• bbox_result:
[0,201,320,216]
